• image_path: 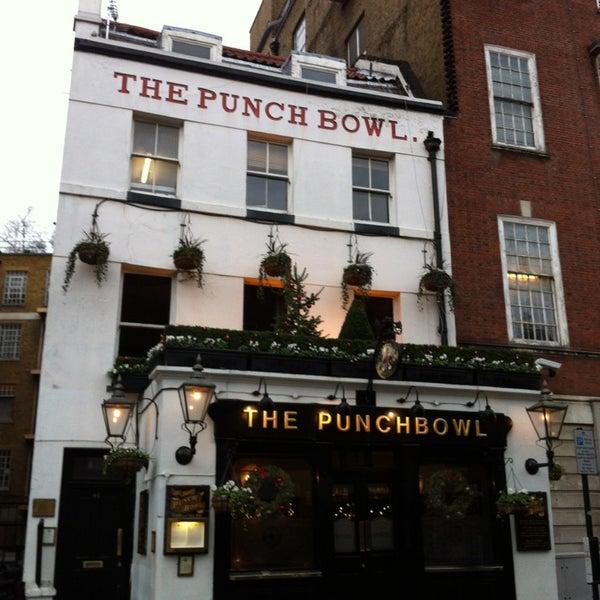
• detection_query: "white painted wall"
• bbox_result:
[22,4,559,599]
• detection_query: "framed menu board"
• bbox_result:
[164,485,210,554]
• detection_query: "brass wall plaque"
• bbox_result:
[32,499,56,518]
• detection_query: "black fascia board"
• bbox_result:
[74,37,446,115]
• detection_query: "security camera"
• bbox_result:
[534,357,562,376]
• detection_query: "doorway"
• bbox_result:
[54,449,135,600]
[326,446,421,595]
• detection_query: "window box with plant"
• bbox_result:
[124,325,541,391]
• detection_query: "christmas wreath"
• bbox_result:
[245,465,295,519]
[423,469,477,520]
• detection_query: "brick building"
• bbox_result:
[250,0,600,597]
[0,253,50,598]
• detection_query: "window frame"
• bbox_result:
[246,138,290,213]
[498,217,568,346]
[3,271,27,305]
[484,45,545,152]
[0,385,15,423]
[118,272,172,357]
[0,450,10,490]
[0,324,21,359]
[294,15,306,52]
[352,154,392,224]
[346,18,365,66]
[130,119,180,196]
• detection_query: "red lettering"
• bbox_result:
[362,117,384,136]
[288,105,308,126]
[113,71,137,94]
[197,87,217,109]
[243,97,262,118]
[390,120,407,140]
[341,114,360,133]
[166,81,188,104]
[318,110,338,130]
[220,93,239,113]
[265,102,284,121]
[140,77,162,100]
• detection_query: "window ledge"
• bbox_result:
[490,143,549,159]
[354,223,399,236]
[229,569,322,581]
[246,209,295,225]
[127,190,181,209]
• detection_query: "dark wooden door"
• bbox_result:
[54,450,135,600]
[326,447,420,595]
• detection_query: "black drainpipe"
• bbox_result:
[423,131,448,346]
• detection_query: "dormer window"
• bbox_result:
[285,51,346,86]
[171,39,211,59]
[160,26,222,62]
[300,66,337,84]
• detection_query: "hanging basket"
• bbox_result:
[173,250,203,271]
[108,456,148,473]
[261,255,289,278]
[211,495,230,513]
[420,271,451,292]
[496,497,530,516]
[77,242,109,265]
[343,268,371,287]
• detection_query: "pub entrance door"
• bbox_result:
[326,445,422,596]
[54,449,135,600]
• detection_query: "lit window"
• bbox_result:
[0,451,9,490]
[347,19,365,65]
[499,219,567,345]
[3,271,27,305]
[0,385,14,423]
[0,324,21,359]
[246,140,289,211]
[485,46,544,151]
[352,156,390,223]
[130,120,179,195]
[294,16,306,52]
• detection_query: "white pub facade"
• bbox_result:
[22,1,562,599]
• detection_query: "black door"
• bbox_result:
[326,447,421,595]
[54,450,135,600]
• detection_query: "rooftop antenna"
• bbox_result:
[106,0,119,39]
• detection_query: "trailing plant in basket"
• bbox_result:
[417,263,457,312]
[63,230,110,292]
[341,251,374,308]
[173,233,206,287]
[259,235,292,282]
[102,446,150,475]
[496,489,535,516]
[211,466,295,520]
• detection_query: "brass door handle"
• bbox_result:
[116,527,123,557]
